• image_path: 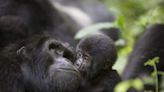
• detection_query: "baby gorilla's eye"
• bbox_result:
[83,54,91,62]
[84,56,88,60]
[76,52,82,58]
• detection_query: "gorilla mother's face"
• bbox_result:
[17,36,81,92]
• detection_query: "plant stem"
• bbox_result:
[153,64,158,92]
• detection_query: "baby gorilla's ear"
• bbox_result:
[16,46,31,61]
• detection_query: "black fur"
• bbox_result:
[122,24,164,91]
[0,0,76,48]
[75,34,121,92]
[0,35,81,92]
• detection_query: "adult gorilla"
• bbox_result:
[0,0,81,91]
[122,24,164,91]
[52,0,120,41]
[0,0,76,48]
[0,35,81,92]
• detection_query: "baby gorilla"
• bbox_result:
[74,34,121,92]
[0,35,81,92]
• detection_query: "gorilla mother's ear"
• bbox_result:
[17,46,26,55]
[16,46,31,61]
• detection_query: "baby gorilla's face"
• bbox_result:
[75,47,92,77]
[74,34,117,80]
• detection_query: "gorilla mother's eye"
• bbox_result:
[48,42,63,50]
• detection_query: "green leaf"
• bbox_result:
[114,78,143,92]
[74,22,117,39]
[144,57,160,67]
[132,79,144,91]
[114,80,130,92]
[116,16,125,30]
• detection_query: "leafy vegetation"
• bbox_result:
[144,57,159,92]
[114,78,143,92]
[75,0,164,91]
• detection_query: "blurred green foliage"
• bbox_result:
[75,0,164,74]
[75,0,164,91]
[99,1,164,91]
[114,78,143,92]
[75,22,116,39]
[100,0,164,74]
[144,57,160,92]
